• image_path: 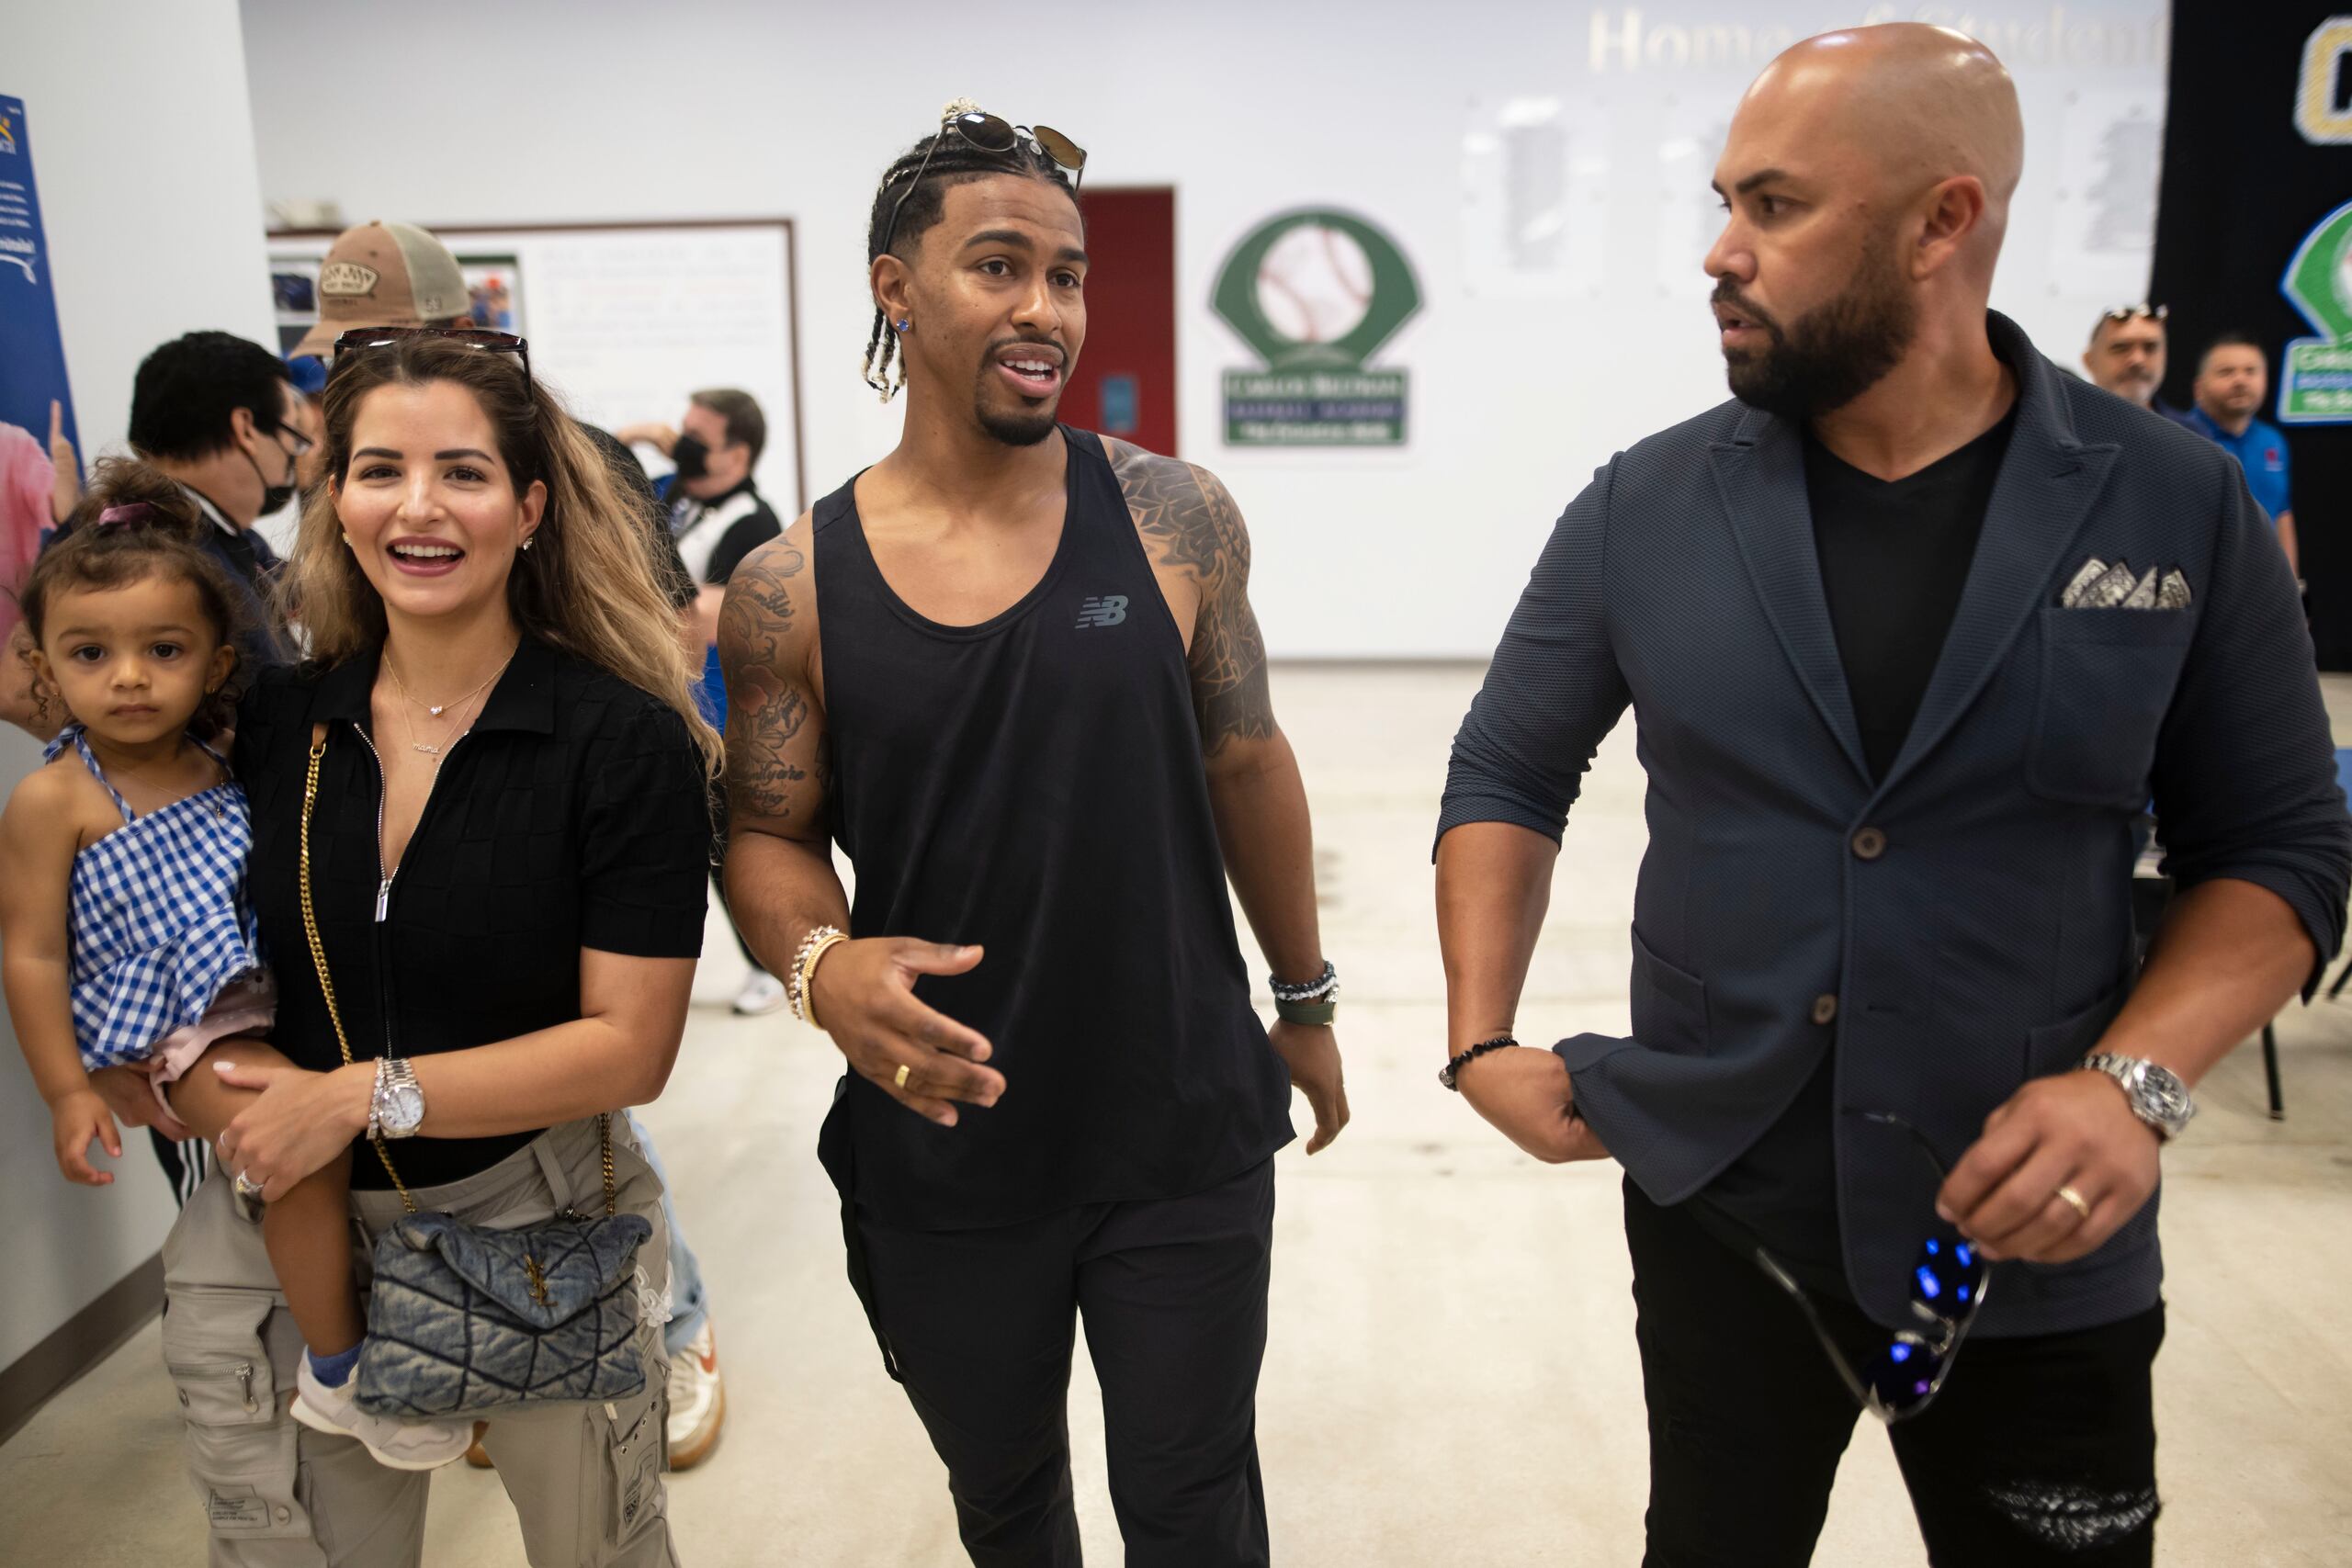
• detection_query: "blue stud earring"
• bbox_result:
[896,320,911,334]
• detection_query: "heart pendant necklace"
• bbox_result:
[387,648,513,721]
[386,643,518,760]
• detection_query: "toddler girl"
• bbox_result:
[0,467,468,1470]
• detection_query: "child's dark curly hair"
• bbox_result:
[16,457,253,738]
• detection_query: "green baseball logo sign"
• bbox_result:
[1213,209,1420,446]
[2278,197,2352,424]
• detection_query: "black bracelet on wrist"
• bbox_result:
[1440,1035,1519,1091]
[1270,960,1339,1003]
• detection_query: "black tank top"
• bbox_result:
[812,428,1294,1229]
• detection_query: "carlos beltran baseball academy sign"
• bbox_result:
[1212,209,1420,446]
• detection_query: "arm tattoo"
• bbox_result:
[1110,445,1274,755]
[718,541,816,824]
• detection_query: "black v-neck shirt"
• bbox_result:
[1696,400,2018,1297]
[1804,405,2018,781]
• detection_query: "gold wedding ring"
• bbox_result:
[2054,1184,2092,1221]
[894,1063,912,1089]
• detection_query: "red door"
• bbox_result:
[1064,187,1178,457]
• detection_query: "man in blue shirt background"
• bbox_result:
[2186,332,2297,576]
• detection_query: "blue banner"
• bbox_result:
[0,95,80,484]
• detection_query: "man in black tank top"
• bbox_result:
[718,106,1349,1568]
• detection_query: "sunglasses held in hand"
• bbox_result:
[1748,1111,1990,1423]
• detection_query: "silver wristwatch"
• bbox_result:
[2081,1054,2194,1141]
[369,1057,425,1140]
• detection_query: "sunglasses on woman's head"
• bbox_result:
[329,327,532,389]
[1749,1111,1990,1423]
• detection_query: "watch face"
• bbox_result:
[385,1085,425,1132]
[2138,1066,2194,1127]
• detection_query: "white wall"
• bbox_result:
[3,0,277,1371]
[239,0,2167,658]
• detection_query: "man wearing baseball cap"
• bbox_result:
[287,220,474,361]
[291,219,734,1474]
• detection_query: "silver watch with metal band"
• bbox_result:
[2080,1054,2194,1141]
[370,1057,425,1140]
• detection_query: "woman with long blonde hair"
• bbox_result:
[140,330,714,1564]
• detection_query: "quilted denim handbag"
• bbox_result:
[298,728,652,1417]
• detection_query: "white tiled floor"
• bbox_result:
[6,664,2350,1564]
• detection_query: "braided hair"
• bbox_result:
[862,101,1081,400]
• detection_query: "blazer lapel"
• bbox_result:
[1711,410,1871,785]
[1877,314,2121,796]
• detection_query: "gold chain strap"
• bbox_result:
[300,727,616,1219]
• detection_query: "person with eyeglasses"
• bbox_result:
[1436,26,2348,1565]
[120,331,309,675]
[2083,304,2196,427]
[719,100,1348,1567]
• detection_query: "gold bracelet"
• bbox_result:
[797,931,850,1032]
[785,924,845,1023]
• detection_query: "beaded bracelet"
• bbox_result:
[1439,1035,1519,1091]
[787,924,848,1025]
[1270,960,1339,1003]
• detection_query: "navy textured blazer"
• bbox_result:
[1439,312,2350,1337]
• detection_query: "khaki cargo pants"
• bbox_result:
[159,1117,677,1566]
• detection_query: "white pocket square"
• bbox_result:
[2060,558,2192,611]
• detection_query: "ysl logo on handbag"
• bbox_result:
[524,1253,551,1308]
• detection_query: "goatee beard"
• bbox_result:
[977,406,1058,446]
[1719,240,1916,420]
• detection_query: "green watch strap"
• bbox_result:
[1274,997,1338,1027]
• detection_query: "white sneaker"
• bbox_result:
[732,969,788,1016]
[664,1320,726,1470]
[290,1358,473,1472]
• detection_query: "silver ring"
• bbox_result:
[233,1172,265,1201]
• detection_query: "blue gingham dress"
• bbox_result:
[43,726,266,1071]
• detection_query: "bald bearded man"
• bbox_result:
[1436,26,2347,1565]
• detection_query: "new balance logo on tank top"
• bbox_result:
[811,427,1295,1229]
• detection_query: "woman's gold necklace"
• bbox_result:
[385,645,517,757]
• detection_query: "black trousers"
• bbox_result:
[848,1160,1275,1568]
[1625,1180,2164,1567]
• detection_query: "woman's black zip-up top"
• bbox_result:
[235,637,710,1189]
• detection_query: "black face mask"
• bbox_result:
[671,433,712,483]
[246,432,300,516]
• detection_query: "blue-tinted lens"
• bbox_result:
[1868,1229,1987,1416]
[1910,1231,1987,1314]
[1866,1338,1949,1413]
